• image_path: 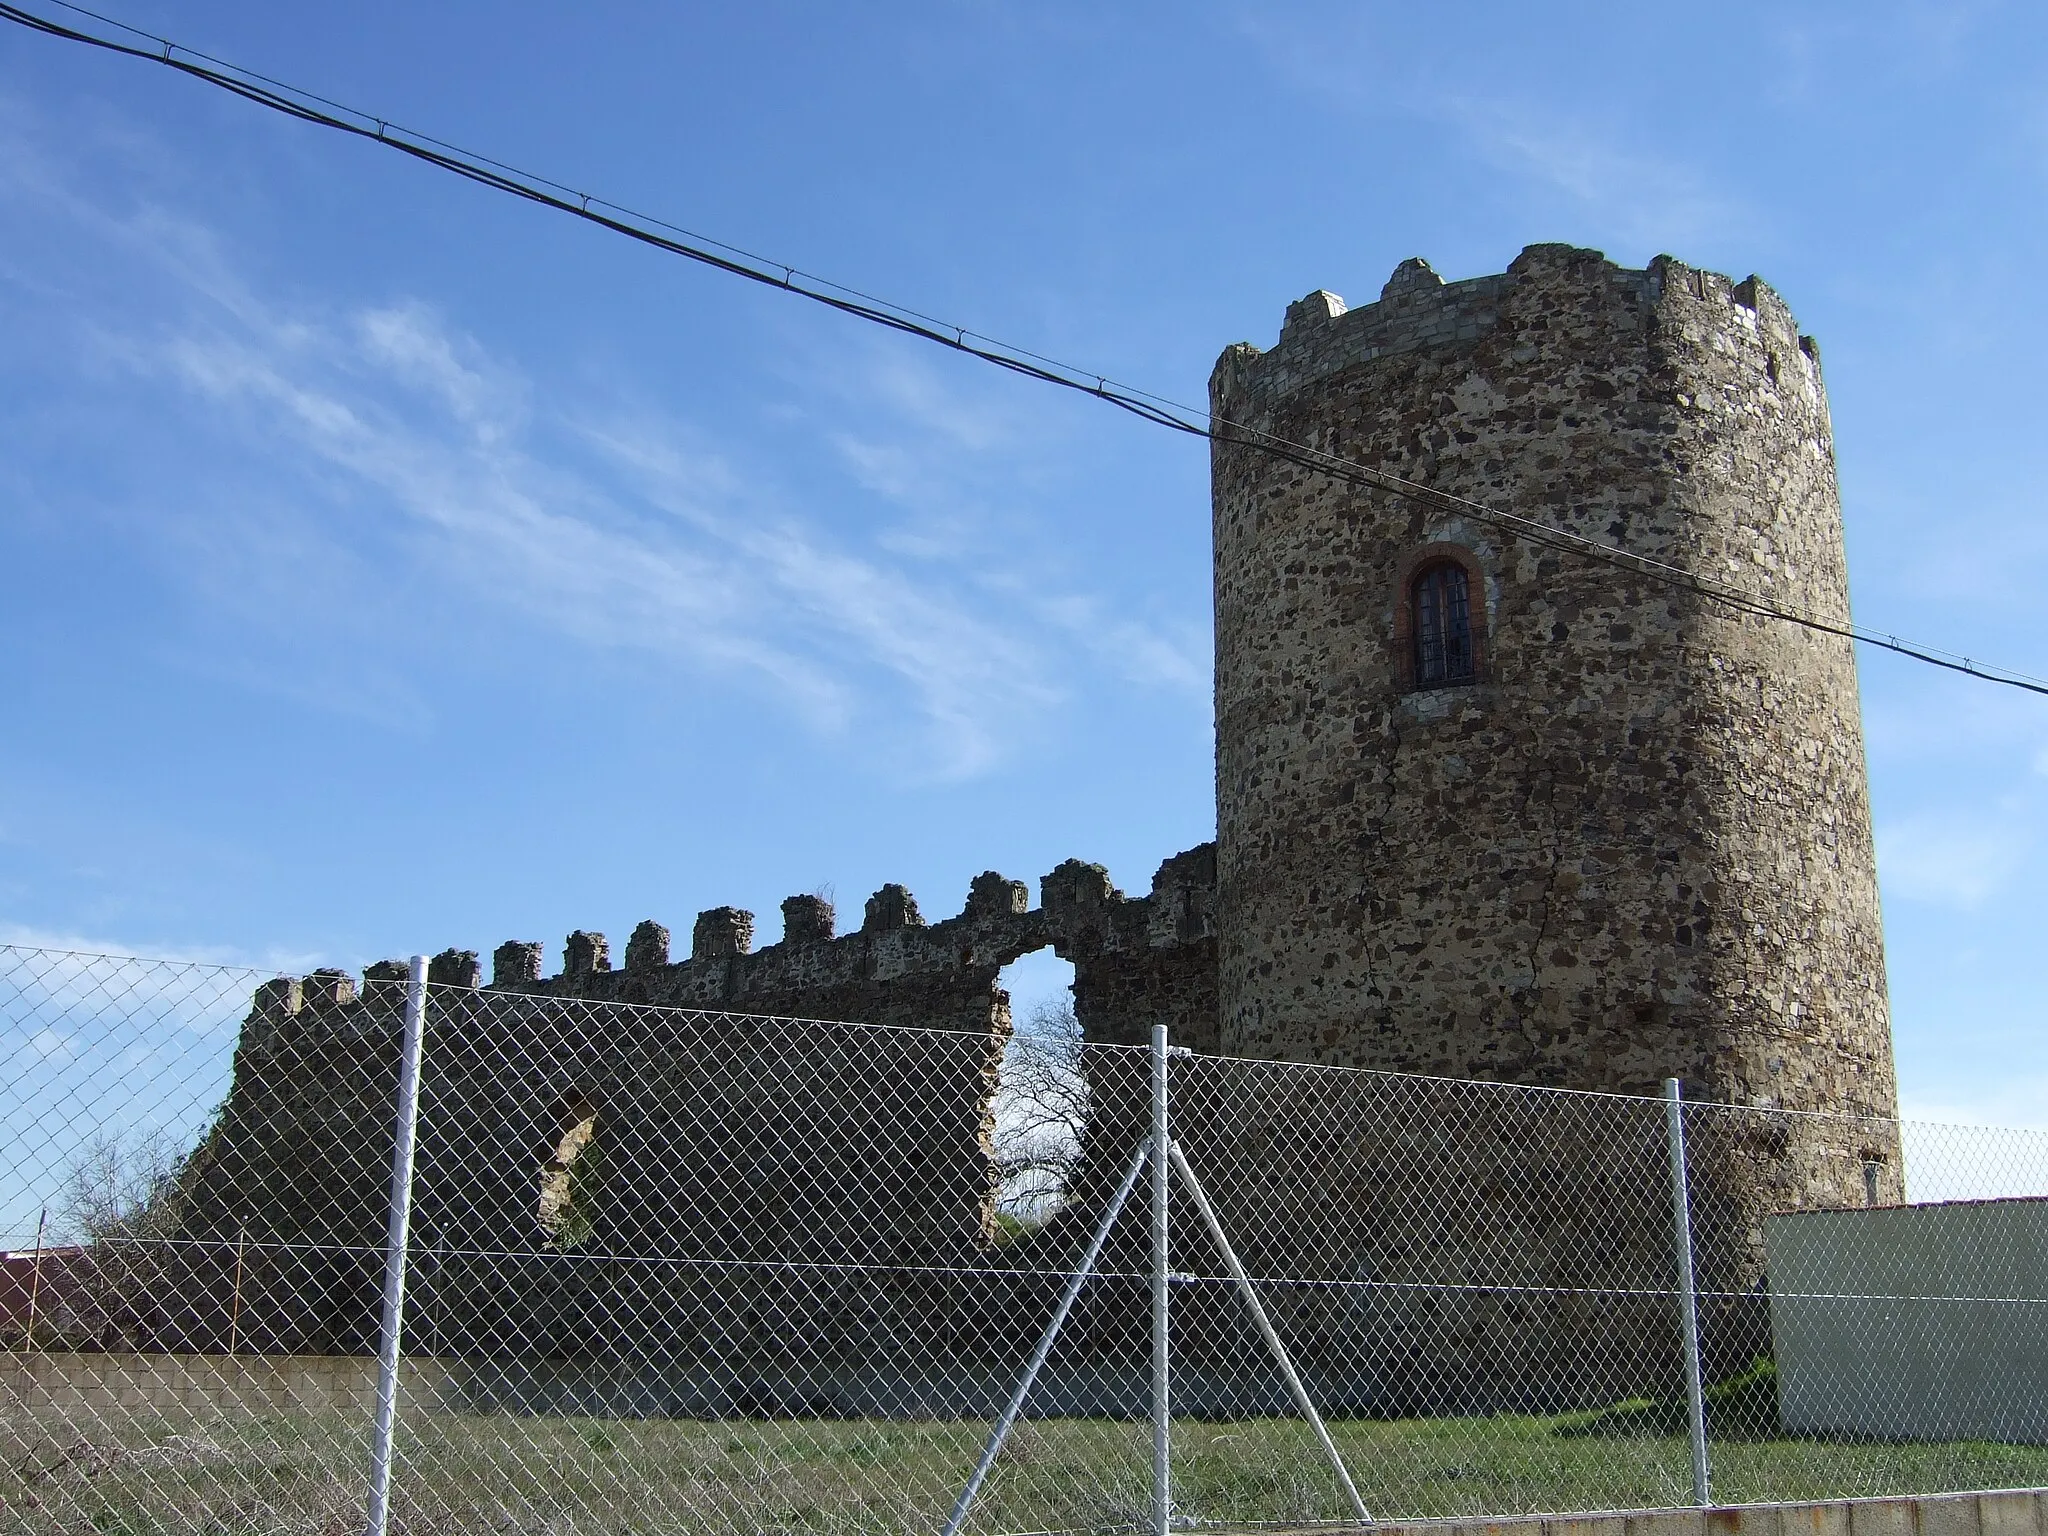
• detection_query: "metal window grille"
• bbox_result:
[1413,561,1476,687]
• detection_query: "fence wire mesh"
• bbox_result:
[5,943,2048,1536]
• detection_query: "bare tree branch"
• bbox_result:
[992,995,1089,1225]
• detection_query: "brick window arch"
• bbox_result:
[1391,543,1489,692]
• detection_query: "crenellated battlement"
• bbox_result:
[1212,244,1823,421]
[200,845,1221,1362]
[240,845,1220,1051]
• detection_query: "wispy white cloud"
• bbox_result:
[151,307,873,729]
[1025,591,1208,694]
[1439,99,1754,253]
[1231,11,1754,258]
[578,415,1064,774]
[0,86,1214,795]
[357,301,527,442]
[803,340,1017,457]
[0,96,1217,783]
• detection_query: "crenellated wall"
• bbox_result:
[428,843,1220,1050]
[166,848,1217,1365]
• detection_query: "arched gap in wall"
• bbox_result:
[538,1090,602,1251]
[992,947,1083,1238]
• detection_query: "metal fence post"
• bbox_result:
[1150,1024,1172,1536]
[365,956,429,1536]
[1664,1077,1710,1507]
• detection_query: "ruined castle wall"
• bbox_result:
[479,848,1217,1051]
[168,850,1218,1364]
[151,247,1907,1414]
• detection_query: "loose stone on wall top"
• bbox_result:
[564,931,610,978]
[493,941,543,987]
[427,949,479,989]
[781,894,836,945]
[863,884,923,933]
[966,871,1029,920]
[692,907,754,961]
[626,920,671,973]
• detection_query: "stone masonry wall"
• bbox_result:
[163,849,1217,1368]
[1207,245,1901,1392]
[1211,245,1894,1119]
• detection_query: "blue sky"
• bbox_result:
[1,1,2045,1127]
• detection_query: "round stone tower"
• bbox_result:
[1210,244,1898,1132]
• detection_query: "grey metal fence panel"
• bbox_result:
[8,942,2048,1536]
[2,947,381,1534]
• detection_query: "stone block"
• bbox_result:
[1628,1511,1706,1536]
[692,907,754,960]
[1381,256,1443,301]
[781,894,836,945]
[1549,1515,1625,1536]
[1041,859,1119,919]
[563,931,610,977]
[625,920,671,973]
[1849,1500,1916,1536]
[966,870,1028,920]
[301,968,356,1009]
[360,959,410,1008]
[862,884,924,933]
[253,977,301,1021]
[492,941,543,986]
[428,948,480,989]
[1917,1495,1984,1536]
[1978,1495,2039,1536]
[1282,287,1349,337]
[1711,1506,1781,1536]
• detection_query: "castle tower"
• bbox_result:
[1202,246,1903,1400]
[1210,244,1898,1129]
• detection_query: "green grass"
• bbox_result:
[1556,1357,1784,1441]
[6,1402,2047,1536]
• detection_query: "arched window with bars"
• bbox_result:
[1410,560,1477,688]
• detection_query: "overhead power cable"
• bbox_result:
[5,0,2045,701]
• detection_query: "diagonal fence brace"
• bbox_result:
[941,1135,1154,1536]
[1167,1138,1374,1527]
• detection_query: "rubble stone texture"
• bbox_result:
[171,854,1216,1373]
[1204,244,1901,1391]
[1211,244,1896,1126]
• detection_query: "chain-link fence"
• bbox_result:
[5,944,2048,1535]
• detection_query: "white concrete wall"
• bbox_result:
[1767,1199,2048,1443]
